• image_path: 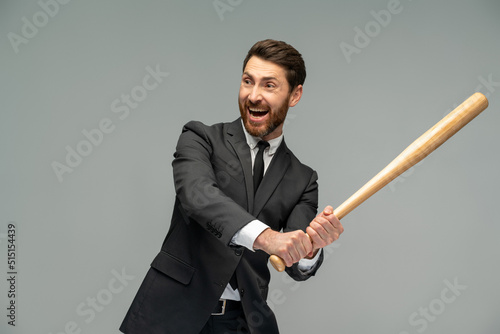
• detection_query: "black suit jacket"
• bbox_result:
[120,119,323,334]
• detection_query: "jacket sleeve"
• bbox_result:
[172,121,255,246]
[283,169,324,281]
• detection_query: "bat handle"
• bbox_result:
[270,254,287,272]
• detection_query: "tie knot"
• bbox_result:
[257,140,269,151]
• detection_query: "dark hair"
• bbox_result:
[243,39,306,92]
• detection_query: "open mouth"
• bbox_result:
[248,107,269,120]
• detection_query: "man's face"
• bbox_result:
[238,56,302,141]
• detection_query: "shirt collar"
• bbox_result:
[240,119,283,156]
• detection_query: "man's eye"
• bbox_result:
[266,83,275,88]
[244,79,252,85]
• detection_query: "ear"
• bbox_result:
[288,85,303,107]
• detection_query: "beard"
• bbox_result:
[238,95,290,138]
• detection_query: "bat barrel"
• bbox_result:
[334,92,488,220]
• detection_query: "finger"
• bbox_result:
[306,226,322,248]
[311,217,336,236]
[327,213,343,231]
[300,233,313,255]
[286,241,302,264]
[317,206,333,218]
[326,216,344,234]
[319,212,342,232]
[278,247,294,267]
[319,207,342,228]
[322,205,333,216]
[290,234,308,260]
[306,225,328,249]
[310,219,338,245]
[291,232,312,261]
[286,254,295,267]
[336,221,344,234]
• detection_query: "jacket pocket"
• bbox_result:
[150,251,195,285]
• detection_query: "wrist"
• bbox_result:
[252,228,272,251]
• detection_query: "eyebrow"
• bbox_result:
[243,72,279,82]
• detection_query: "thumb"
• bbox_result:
[320,205,334,217]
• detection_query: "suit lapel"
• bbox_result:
[226,119,255,212]
[253,140,291,217]
[226,119,292,217]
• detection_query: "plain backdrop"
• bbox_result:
[1,0,499,333]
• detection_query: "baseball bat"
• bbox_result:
[270,92,489,272]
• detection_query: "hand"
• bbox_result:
[305,206,344,257]
[253,228,313,267]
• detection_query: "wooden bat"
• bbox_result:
[270,92,489,272]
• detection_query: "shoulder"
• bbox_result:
[182,120,224,136]
[181,119,240,140]
[281,141,317,180]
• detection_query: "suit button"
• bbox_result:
[235,249,242,256]
[240,289,245,296]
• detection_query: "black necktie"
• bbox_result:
[253,141,270,194]
[229,141,269,291]
[229,271,238,290]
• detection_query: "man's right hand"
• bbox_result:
[253,228,313,267]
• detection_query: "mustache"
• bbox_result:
[246,101,270,110]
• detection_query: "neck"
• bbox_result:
[261,123,283,141]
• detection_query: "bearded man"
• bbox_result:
[120,39,344,334]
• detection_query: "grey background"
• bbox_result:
[1,0,499,333]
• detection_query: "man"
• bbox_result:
[120,39,344,334]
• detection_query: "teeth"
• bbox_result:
[249,108,267,112]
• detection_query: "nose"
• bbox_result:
[248,85,263,104]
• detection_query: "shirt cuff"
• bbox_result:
[231,220,269,251]
[297,248,322,273]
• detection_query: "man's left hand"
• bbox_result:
[305,205,344,258]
